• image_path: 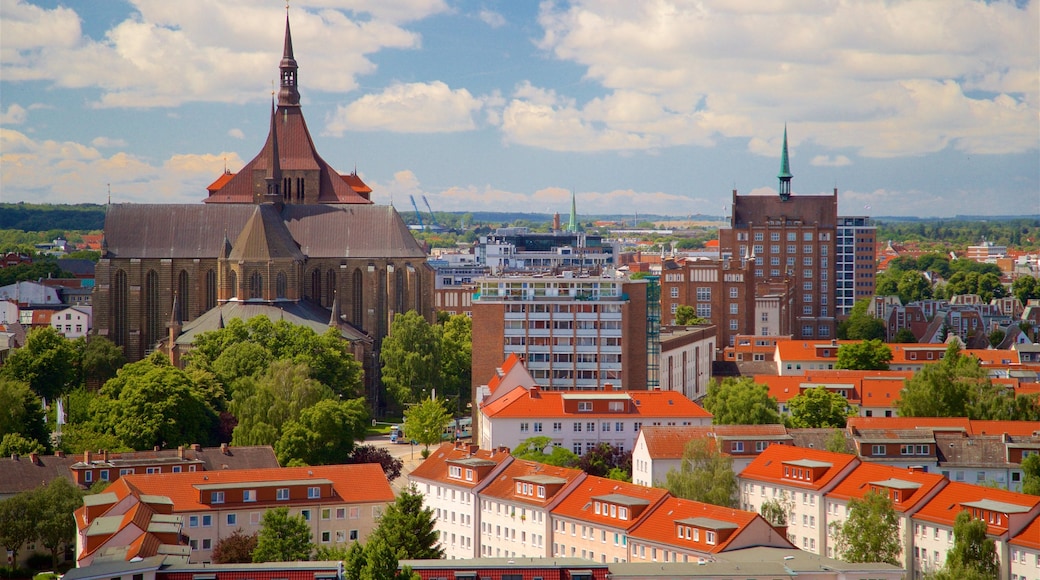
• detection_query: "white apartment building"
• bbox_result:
[51,306,91,338]
[633,424,791,487]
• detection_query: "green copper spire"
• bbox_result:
[778,125,793,201]
[568,189,577,232]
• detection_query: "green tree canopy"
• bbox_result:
[759,492,793,526]
[36,477,84,568]
[366,486,443,560]
[836,339,893,371]
[211,529,258,563]
[1,326,80,400]
[897,343,993,418]
[675,305,709,325]
[511,436,579,467]
[938,510,999,579]
[380,311,440,406]
[403,397,452,451]
[438,314,472,414]
[80,336,126,387]
[785,386,854,429]
[830,490,902,565]
[0,377,49,452]
[0,491,37,563]
[253,507,314,562]
[892,328,918,343]
[90,353,218,450]
[837,299,887,340]
[577,443,632,481]
[703,377,781,425]
[663,438,737,507]
[229,360,335,447]
[1021,453,1040,496]
[275,397,369,466]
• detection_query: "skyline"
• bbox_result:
[1,0,1038,218]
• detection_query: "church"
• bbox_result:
[92,14,434,406]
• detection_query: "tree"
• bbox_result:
[892,328,918,343]
[253,507,314,562]
[275,398,369,466]
[36,477,84,568]
[380,311,440,406]
[702,377,781,425]
[91,352,217,450]
[0,377,49,452]
[896,270,933,304]
[0,491,37,564]
[987,329,1005,348]
[898,343,991,418]
[759,492,793,526]
[438,315,472,415]
[346,445,404,483]
[785,386,854,429]
[835,339,892,371]
[1,326,80,400]
[577,443,632,481]
[230,360,335,446]
[211,529,258,563]
[511,436,579,467]
[663,438,737,507]
[837,299,886,340]
[937,510,999,579]
[830,491,901,565]
[366,486,443,560]
[1011,275,1039,305]
[80,336,125,388]
[825,429,852,454]
[403,397,452,451]
[0,432,45,456]
[675,305,708,325]
[1021,453,1040,496]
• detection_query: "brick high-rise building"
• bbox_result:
[659,257,754,356]
[718,128,839,342]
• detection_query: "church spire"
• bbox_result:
[778,125,793,201]
[278,12,300,107]
[567,189,577,232]
[264,99,283,203]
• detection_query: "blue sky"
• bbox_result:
[1,0,1037,218]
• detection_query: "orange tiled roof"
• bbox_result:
[480,387,712,420]
[860,375,911,406]
[847,417,1040,437]
[479,458,584,506]
[738,445,858,491]
[913,481,1040,535]
[486,353,525,395]
[340,173,373,194]
[408,442,513,489]
[964,349,1020,365]
[825,463,946,512]
[628,496,774,553]
[640,425,789,459]
[551,475,669,532]
[1010,514,1040,550]
[118,464,393,511]
[205,171,235,193]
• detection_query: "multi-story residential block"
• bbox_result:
[75,492,188,566]
[1009,516,1040,580]
[823,463,947,574]
[626,497,793,564]
[632,425,792,487]
[408,441,514,559]
[911,482,1040,578]
[49,306,91,337]
[722,334,790,363]
[477,228,619,274]
[658,257,754,353]
[550,476,670,563]
[478,385,712,455]
[76,464,395,564]
[835,216,877,316]
[471,275,649,393]
[658,324,715,400]
[757,369,913,416]
[477,458,586,558]
[738,446,860,555]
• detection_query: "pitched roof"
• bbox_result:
[0,453,78,497]
[479,458,584,506]
[913,481,1040,535]
[115,464,393,511]
[1009,514,1040,550]
[738,445,859,491]
[551,475,669,532]
[227,205,306,262]
[848,417,1040,437]
[481,387,712,420]
[408,442,513,489]
[173,300,370,346]
[628,497,786,553]
[640,425,790,459]
[825,463,946,512]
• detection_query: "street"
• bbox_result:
[363,431,428,495]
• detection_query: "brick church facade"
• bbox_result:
[92,15,434,406]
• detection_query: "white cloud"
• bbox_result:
[227,128,245,139]
[326,81,484,134]
[478,9,506,28]
[0,128,244,204]
[90,136,128,148]
[0,0,442,108]
[0,104,27,125]
[528,0,1038,157]
[810,155,851,167]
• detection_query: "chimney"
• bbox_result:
[154,445,161,452]
[192,443,202,451]
[30,452,40,465]
[178,445,185,459]
[56,450,65,458]
[102,450,109,462]
[10,453,18,461]
[496,445,509,455]
[84,450,92,464]
[221,443,230,456]
[530,385,540,398]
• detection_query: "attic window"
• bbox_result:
[578,402,593,412]
[449,466,462,479]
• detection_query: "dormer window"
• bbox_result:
[608,401,624,412]
[619,507,629,520]
[449,465,462,479]
[578,402,593,412]
[211,491,224,504]
[465,468,474,481]
[537,486,546,498]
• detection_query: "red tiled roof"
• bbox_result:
[847,417,1040,437]
[551,475,669,532]
[640,425,789,459]
[480,388,712,420]
[913,482,1040,535]
[965,349,1020,365]
[486,353,524,395]
[1009,514,1040,550]
[340,173,372,195]
[628,497,770,553]
[206,171,235,193]
[408,442,513,489]
[117,464,393,511]
[738,445,859,491]
[825,463,946,512]
[479,458,584,506]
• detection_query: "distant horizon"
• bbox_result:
[2,1,1037,218]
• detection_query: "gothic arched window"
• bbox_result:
[276,272,287,299]
[250,271,263,300]
[325,269,336,307]
[177,270,190,321]
[229,270,238,300]
[144,270,161,349]
[112,269,128,347]
[205,269,217,310]
[352,268,363,327]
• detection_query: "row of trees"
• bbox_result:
[0,478,84,569]
[380,311,472,411]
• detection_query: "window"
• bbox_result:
[872,444,886,455]
[449,465,463,478]
[189,515,199,528]
[202,538,212,550]
[533,422,543,432]
[696,287,711,301]
[553,422,562,432]
[227,513,237,526]
[277,488,289,500]
[99,469,109,481]
[670,287,679,298]
[321,508,331,520]
[349,530,359,541]
[146,467,160,474]
[321,531,331,543]
[706,531,715,545]
[732,441,744,452]
[520,422,530,433]
[301,509,311,521]
[202,515,212,527]
[756,441,767,452]
[308,486,320,499]
[729,303,738,314]
[243,489,256,502]
[578,402,593,412]
[574,422,582,432]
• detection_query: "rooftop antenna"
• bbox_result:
[107,183,111,205]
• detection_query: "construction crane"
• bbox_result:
[422,195,440,229]
[409,195,424,229]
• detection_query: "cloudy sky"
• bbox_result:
[2,0,1037,218]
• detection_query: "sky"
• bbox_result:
[1,0,1038,219]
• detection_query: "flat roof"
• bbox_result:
[870,478,923,490]
[515,474,568,485]
[194,478,332,491]
[962,499,1033,514]
[592,493,651,507]
[783,459,833,469]
[675,517,740,530]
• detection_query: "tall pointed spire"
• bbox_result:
[567,189,577,232]
[778,125,793,201]
[329,290,341,327]
[264,99,282,203]
[278,11,300,107]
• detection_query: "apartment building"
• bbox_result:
[658,257,754,353]
[658,324,716,400]
[471,275,649,393]
[478,386,712,455]
[835,216,877,316]
[76,464,394,564]
[1009,516,1040,580]
[408,442,514,559]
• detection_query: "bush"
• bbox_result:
[0,566,34,579]
[26,554,52,571]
